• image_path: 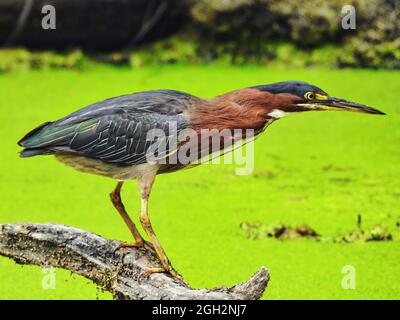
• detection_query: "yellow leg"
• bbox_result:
[139,195,172,270]
[110,181,144,247]
[137,174,183,282]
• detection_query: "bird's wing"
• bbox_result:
[54,90,195,126]
[19,90,193,165]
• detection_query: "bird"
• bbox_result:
[18,81,384,281]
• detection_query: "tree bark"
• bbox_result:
[0,223,269,300]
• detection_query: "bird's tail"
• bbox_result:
[18,121,54,158]
[20,148,50,158]
[18,122,52,147]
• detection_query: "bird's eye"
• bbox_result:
[304,92,315,100]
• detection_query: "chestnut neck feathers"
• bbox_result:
[190,88,298,134]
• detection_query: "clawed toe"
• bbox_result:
[138,266,187,286]
[138,267,166,283]
[115,240,156,255]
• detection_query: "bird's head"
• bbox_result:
[251,81,385,118]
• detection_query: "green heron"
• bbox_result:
[18,81,384,280]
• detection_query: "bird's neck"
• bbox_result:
[190,88,292,134]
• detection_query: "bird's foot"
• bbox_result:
[138,267,187,286]
[115,240,157,255]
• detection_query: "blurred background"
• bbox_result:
[0,0,399,69]
[0,0,399,300]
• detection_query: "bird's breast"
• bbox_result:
[55,153,160,181]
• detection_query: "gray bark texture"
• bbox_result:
[0,223,269,300]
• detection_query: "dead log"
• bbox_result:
[0,223,269,300]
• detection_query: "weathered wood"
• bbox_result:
[0,223,269,300]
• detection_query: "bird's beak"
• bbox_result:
[297,96,385,115]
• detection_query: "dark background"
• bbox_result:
[1,0,399,68]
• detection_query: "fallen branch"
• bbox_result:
[0,223,269,300]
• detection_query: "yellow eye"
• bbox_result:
[305,92,315,100]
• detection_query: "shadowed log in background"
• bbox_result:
[0,0,187,50]
[0,223,269,300]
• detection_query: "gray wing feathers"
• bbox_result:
[55,112,187,165]
[20,90,193,165]
[55,90,193,126]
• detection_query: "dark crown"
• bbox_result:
[251,81,328,97]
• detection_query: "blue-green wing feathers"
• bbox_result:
[19,90,192,165]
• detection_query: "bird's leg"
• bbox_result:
[110,181,155,253]
[138,175,183,282]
